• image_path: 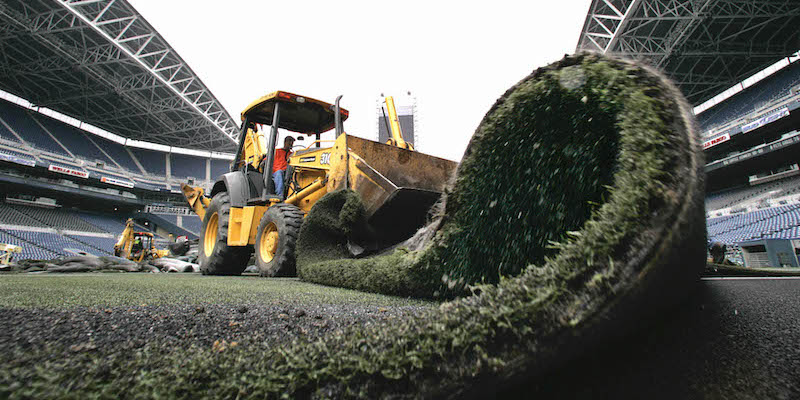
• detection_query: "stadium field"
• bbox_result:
[0,274,432,398]
[0,273,432,309]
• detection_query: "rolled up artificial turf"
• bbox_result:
[26,53,704,398]
[297,53,705,302]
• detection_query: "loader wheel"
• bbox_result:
[199,192,251,275]
[255,203,304,277]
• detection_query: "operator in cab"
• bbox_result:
[273,136,295,198]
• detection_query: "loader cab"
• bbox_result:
[232,91,349,204]
[133,232,154,249]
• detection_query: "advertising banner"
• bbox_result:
[48,164,88,178]
[100,176,135,188]
[741,107,790,133]
[702,133,731,150]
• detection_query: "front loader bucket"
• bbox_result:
[337,135,458,244]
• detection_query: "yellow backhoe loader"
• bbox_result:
[182,92,456,276]
[0,243,21,265]
[114,219,169,262]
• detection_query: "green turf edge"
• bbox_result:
[0,53,706,399]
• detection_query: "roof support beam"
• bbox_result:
[577,0,800,104]
[60,0,239,146]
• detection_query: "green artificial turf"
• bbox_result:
[0,54,706,399]
[0,274,431,309]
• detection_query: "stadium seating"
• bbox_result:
[134,222,153,233]
[0,229,59,260]
[87,135,140,172]
[133,179,168,190]
[699,61,800,132]
[67,235,117,255]
[0,147,36,163]
[180,215,203,234]
[707,204,800,244]
[0,98,229,191]
[128,147,166,175]
[210,159,229,178]
[4,229,105,256]
[146,213,200,236]
[170,153,206,179]
[0,119,21,144]
[705,175,800,212]
[0,202,48,227]
[6,203,106,233]
[0,204,129,259]
[74,211,129,234]
[0,100,69,156]
[33,114,115,165]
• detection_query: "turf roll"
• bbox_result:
[297,53,705,301]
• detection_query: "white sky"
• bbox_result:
[127,0,592,161]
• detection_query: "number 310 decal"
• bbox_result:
[320,152,331,165]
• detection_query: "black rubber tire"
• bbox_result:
[255,203,304,277]
[199,192,252,275]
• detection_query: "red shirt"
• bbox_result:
[272,148,291,173]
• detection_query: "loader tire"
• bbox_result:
[255,203,304,277]
[199,192,251,275]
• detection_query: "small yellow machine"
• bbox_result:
[0,243,22,265]
[114,219,169,262]
[182,92,456,277]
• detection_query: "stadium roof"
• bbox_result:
[577,0,800,105]
[0,0,238,152]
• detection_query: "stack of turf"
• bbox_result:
[2,255,144,273]
[1,255,198,273]
[8,54,706,398]
[298,53,705,301]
